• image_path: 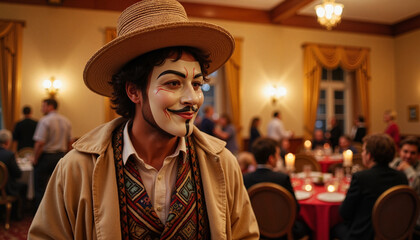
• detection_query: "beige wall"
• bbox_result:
[1,3,416,139]
[395,30,420,135]
[1,3,120,137]
[189,18,398,137]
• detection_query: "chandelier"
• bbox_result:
[315,0,344,30]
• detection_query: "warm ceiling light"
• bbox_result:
[315,0,343,30]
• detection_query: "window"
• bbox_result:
[315,67,353,134]
[198,69,225,119]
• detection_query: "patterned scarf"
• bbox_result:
[112,124,210,239]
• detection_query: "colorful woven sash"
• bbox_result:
[112,124,210,239]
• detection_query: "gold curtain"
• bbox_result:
[303,43,371,139]
[224,38,243,150]
[0,21,24,130]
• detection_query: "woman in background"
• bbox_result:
[384,110,400,147]
[217,114,239,156]
[249,117,261,151]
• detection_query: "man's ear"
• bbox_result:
[267,154,275,167]
[126,82,142,104]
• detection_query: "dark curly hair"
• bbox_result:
[110,46,211,118]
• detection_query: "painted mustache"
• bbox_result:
[167,106,198,113]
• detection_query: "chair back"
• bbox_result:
[372,185,420,240]
[352,142,363,154]
[352,153,365,170]
[248,182,296,240]
[0,161,9,199]
[294,153,321,172]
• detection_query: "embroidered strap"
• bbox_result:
[113,124,210,239]
[113,124,130,240]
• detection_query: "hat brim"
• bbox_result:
[83,22,235,97]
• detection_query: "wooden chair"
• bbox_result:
[372,185,420,240]
[352,142,363,154]
[294,153,321,173]
[248,182,296,240]
[0,162,17,230]
[352,153,365,169]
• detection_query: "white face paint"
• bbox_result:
[148,53,204,137]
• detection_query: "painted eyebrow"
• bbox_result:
[157,70,204,79]
[157,70,185,79]
[194,73,203,79]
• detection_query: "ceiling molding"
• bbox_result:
[279,15,393,36]
[182,2,271,24]
[393,14,420,36]
[270,0,316,23]
[1,0,418,36]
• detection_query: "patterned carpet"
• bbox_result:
[0,216,32,240]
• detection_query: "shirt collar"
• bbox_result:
[122,121,187,165]
[256,164,273,170]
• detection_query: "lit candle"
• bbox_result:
[304,184,313,192]
[343,150,353,167]
[327,184,336,192]
[285,153,295,171]
[304,140,312,150]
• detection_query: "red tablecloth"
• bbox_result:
[293,178,346,240]
[318,156,343,173]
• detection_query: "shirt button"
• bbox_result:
[156,206,162,212]
[157,176,162,181]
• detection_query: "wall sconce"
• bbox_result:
[267,85,287,104]
[43,76,62,98]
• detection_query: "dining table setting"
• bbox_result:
[16,155,34,200]
[291,166,352,240]
[301,140,361,173]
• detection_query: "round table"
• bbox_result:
[293,176,348,240]
[315,155,343,173]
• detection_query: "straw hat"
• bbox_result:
[83,0,235,97]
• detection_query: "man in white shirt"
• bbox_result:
[267,111,293,143]
[32,98,72,210]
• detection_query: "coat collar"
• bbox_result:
[72,117,226,158]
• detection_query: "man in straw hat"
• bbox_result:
[29,0,259,239]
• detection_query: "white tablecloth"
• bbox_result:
[17,158,34,200]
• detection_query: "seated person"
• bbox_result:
[338,135,358,154]
[312,129,327,150]
[332,133,408,240]
[0,129,27,220]
[199,105,215,136]
[216,114,239,156]
[389,136,420,233]
[279,138,290,161]
[237,151,256,174]
[244,137,310,239]
[351,116,366,143]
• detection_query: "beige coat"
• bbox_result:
[28,118,259,240]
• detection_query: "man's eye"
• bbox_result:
[192,81,203,89]
[165,81,180,87]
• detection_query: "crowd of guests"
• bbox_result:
[196,105,239,156]
[1,96,418,239]
[235,108,419,239]
[0,98,73,221]
[0,105,38,221]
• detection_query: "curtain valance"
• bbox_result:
[303,43,371,139]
